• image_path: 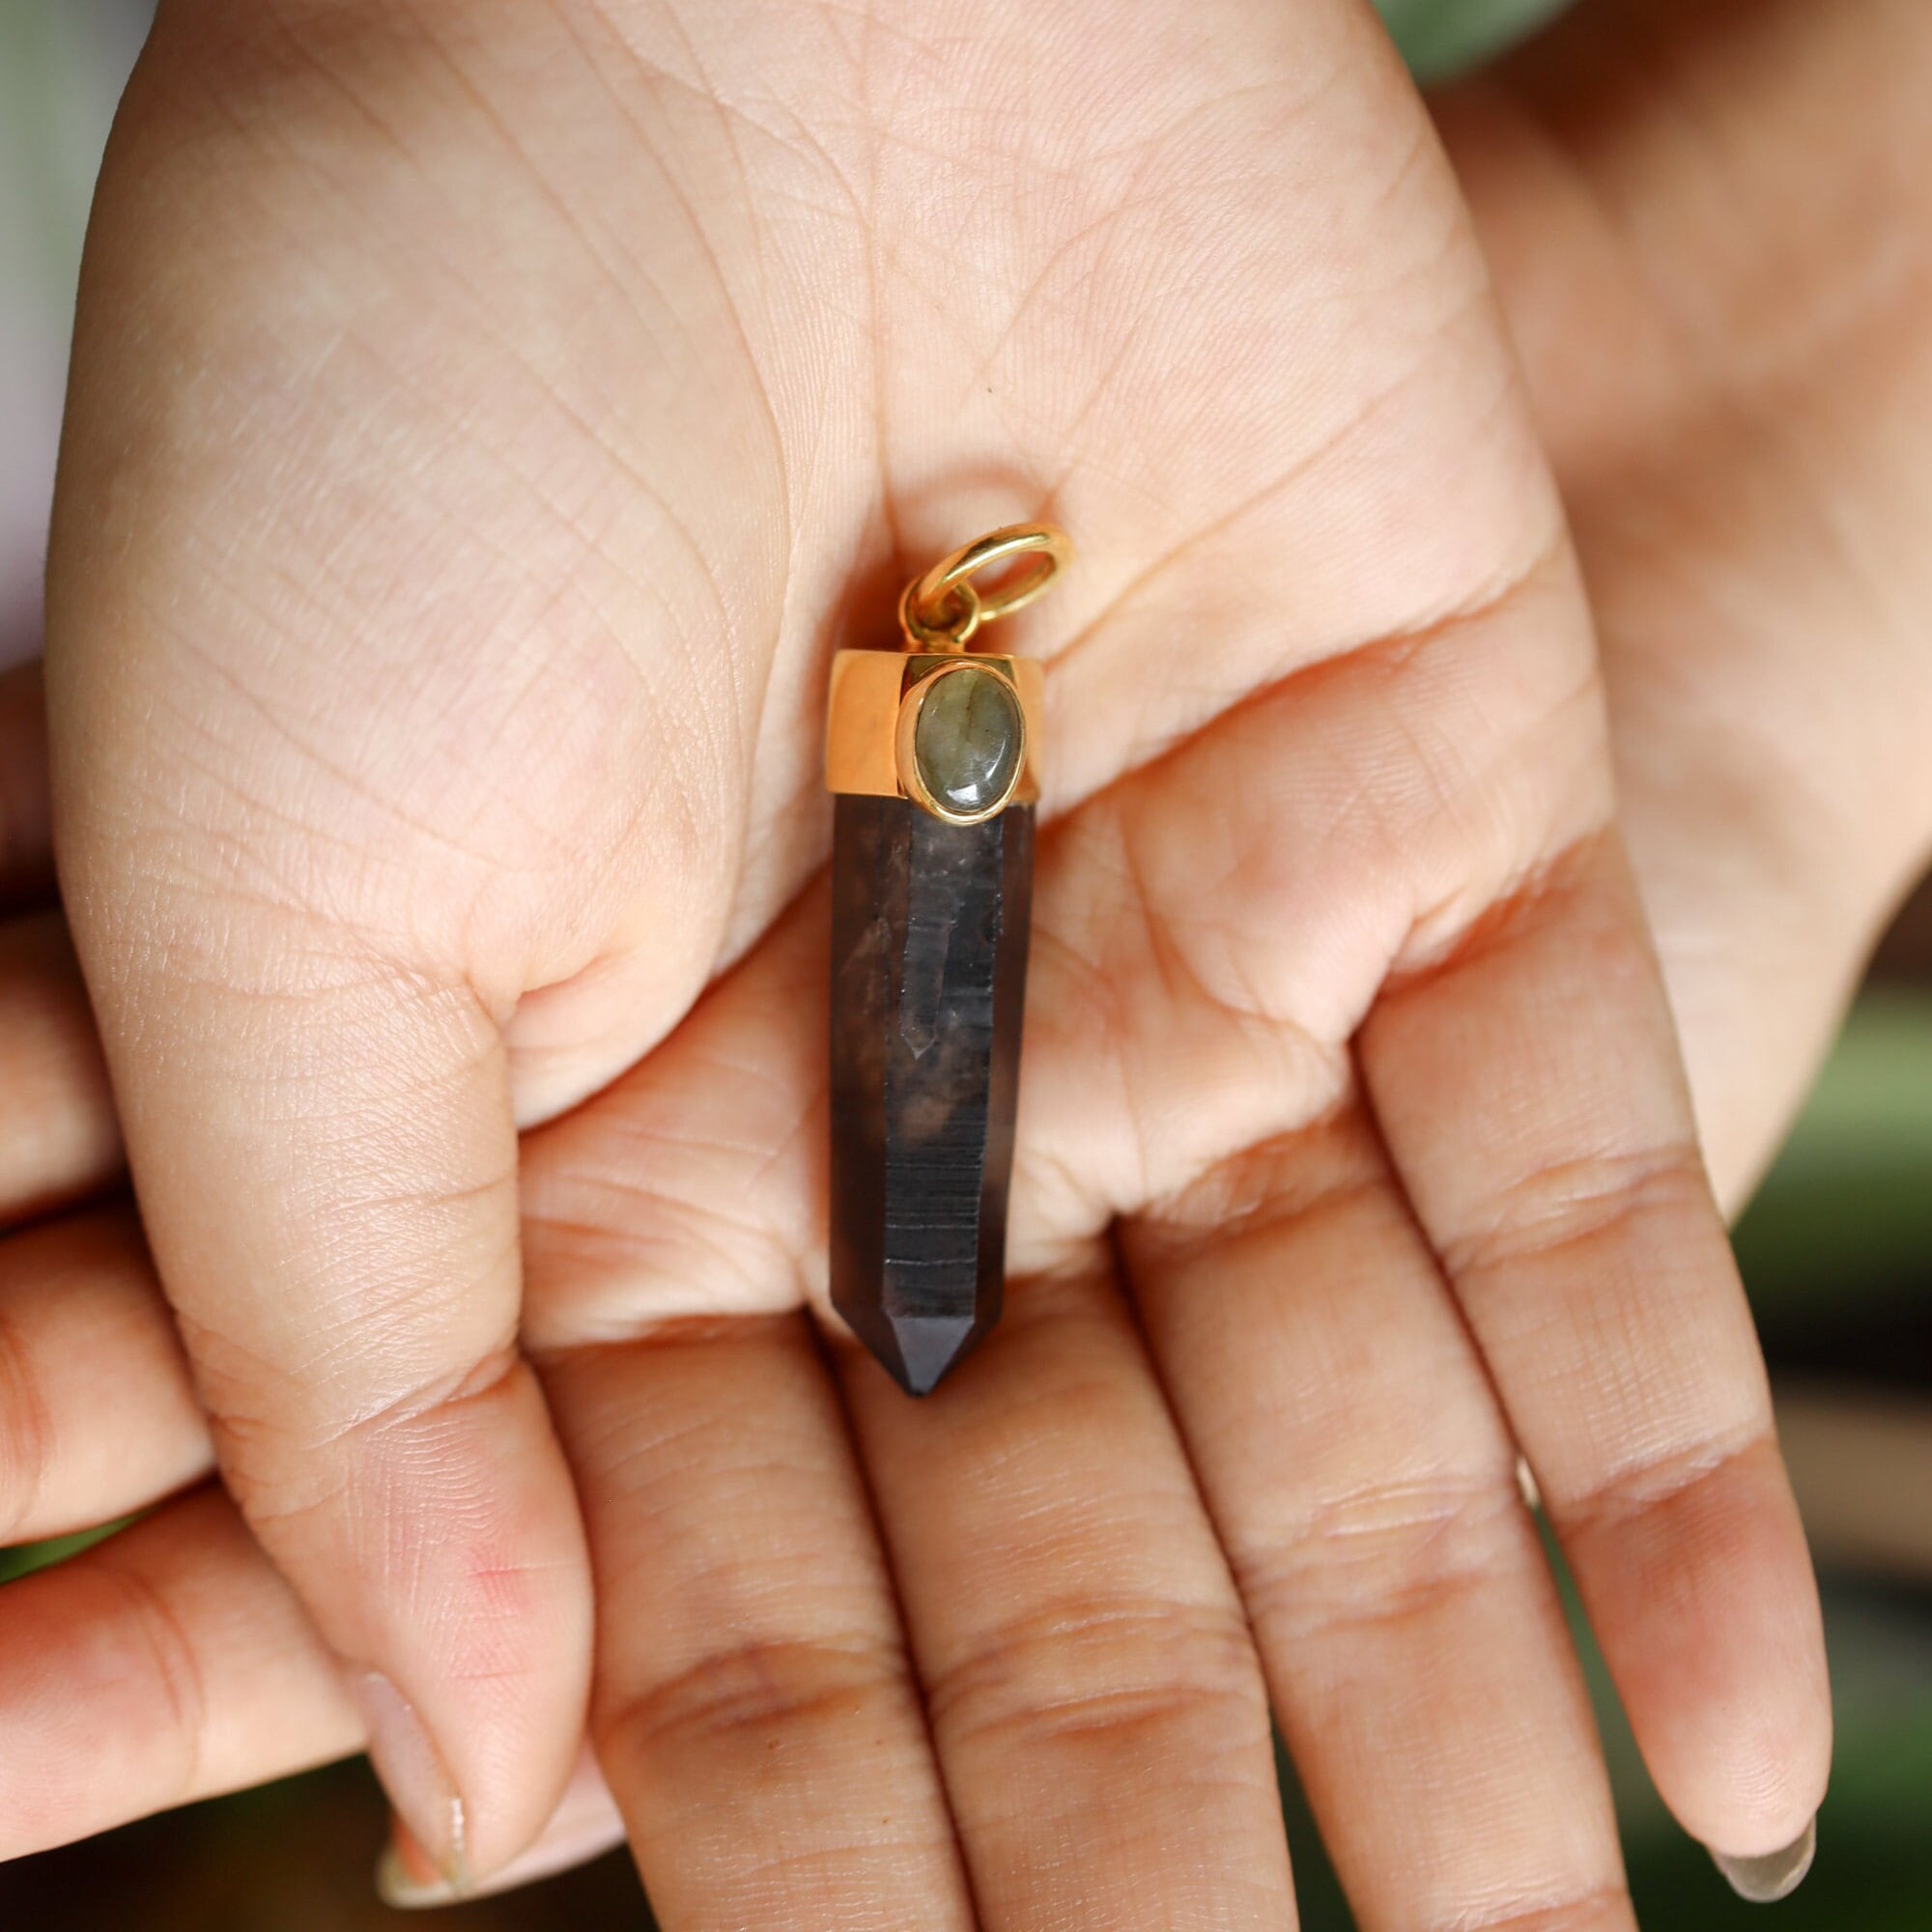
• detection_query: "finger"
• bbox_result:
[1125,1105,1634,1931]
[0,1463,626,1901]
[838,1258,1295,1931]
[45,915,592,1887]
[540,1323,972,1930]
[0,912,121,1226]
[0,1208,213,1544]
[0,1486,362,1861]
[526,1097,972,1932]
[0,660,53,911]
[1359,833,1831,1863]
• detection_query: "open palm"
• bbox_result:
[3,0,1844,1923]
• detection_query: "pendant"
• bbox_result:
[825,525,1069,1394]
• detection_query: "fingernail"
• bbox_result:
[1710,1816,1817,1903]
[350,1672,469,1898]
[376,1820,449,1910]
[1514,1453,1542,1512]
[377,1809,625,1908]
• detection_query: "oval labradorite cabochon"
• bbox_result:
[912,666,1025,817]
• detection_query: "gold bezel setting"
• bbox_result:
[825,651,1044,816]
[894,659,1030,828]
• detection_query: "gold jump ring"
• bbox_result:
[898,575,984,651]
[900,523,1071,650]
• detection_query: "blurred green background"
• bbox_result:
[2,0,1928,1925]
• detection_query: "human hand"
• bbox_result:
[1441,0,1932,1214]
[14,0,1865,1919]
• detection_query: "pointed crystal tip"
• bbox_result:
[838,1305,986,1397]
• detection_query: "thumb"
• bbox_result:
[42,836,591,1889]
[42,6,604,1885]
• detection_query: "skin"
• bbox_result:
[7,0,1926,1918]
[1452,0,1932,1210]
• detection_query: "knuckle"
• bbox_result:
[0,1303,51,1545]
[522,1189,814,1348]
[94,1555,212,1804]
[1236,1465,1526,1646]
[1136,1106,1384,1262]
[204,1340,525,1529]
[1441,1886,1633,1932]
[1558,1423,1773,1546]
[924,1593,1265,1754]
[595,1633,906,1762]
[1440,1143,1708,1287]
[325,1341,526,1455]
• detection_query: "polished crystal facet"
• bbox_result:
[830,794,1033,1394]
[913,666,1024,816]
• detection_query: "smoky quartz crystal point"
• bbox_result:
[830,794,1033,1395]
[826,522,1065,1393]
